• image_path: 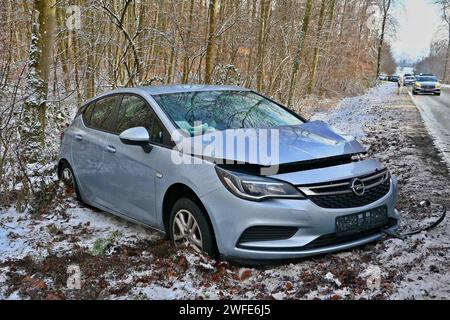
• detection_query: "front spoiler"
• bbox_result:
[226,213,400,264]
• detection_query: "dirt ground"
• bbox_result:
[1,84,449,300]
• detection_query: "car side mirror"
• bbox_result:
[119,127,153,153]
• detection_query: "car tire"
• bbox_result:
[412,90,417,95]
[59,161,83,202]
[169,198,218,259]
[435,93,441,96]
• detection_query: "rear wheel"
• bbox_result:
[59,162,82,201]
[169,198,217,258]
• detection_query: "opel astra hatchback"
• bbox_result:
[59,85,400,263]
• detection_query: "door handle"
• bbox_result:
[106,146,116,153]
[75,134,83,141]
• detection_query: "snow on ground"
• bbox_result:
[0,203,160,263]
[0,83,449,300]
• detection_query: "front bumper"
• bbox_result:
[413,87,441,94]
[201,177,399,261]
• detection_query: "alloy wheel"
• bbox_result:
[62,167,74,187]
[172,209,203,251]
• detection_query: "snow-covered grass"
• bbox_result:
[1,83,449,300]
[0,204,161,263]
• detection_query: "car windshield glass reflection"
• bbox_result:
[153,91,303,136]
[416,77,437,82]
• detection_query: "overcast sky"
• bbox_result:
[390,0,444,62]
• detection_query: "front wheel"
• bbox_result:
[169,198,218,258]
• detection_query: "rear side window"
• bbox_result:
[116,95,154,134]
[82,104,95,126]
[90,96,118,131]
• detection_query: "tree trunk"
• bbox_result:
[286,0,313,106]
[444,29,450,82]
[182,0,195,84]
[22,0,56,161]
[318,0,336,95]
[307,0,327,95]
[376,0,391,78]
[256,0,271,92]
[205,0,219,84]
[85,7,96,99]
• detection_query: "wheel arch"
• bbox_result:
[162,183,217,240]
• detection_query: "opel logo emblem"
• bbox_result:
[351,178,365,196]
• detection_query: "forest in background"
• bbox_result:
[0,0,398,210]
[414,1,450,80]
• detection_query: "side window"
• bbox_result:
[116,95,154,134]
[90,96,118,131]
[82,103,94,126]
[151,119,164,144]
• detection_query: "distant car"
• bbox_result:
[412,75,441,96]
[379,74,388,81]
[400,75,415,87]
[388,75,399,82]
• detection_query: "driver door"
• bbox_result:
[103,94,163,226]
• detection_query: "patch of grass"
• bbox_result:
[90,231,122,256]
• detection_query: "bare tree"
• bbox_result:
[21,0,56,161]
[376,0,393,78]
[435,0,450,82]
[307,0,327,95]
[286,0,313,106]
[256,0,271,92]
[205,0,219,84]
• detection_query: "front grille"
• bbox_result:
[298,169,391,209]
[421,86,436,90]
[238,226,298,244]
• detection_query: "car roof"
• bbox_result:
[82,85,250,107]
[122,84,248,96]
[141,84,248,95]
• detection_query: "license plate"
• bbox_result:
[336,206,388,237]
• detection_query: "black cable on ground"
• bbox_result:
[381,202,447,240]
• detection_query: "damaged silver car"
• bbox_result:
[58,85,400,263]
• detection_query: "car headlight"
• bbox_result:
[415,82,421,87]
[436,82,441,88]
[215,166,305,201]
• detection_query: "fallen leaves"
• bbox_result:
[238,269,252,281]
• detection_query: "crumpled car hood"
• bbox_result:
[176,120,367,166]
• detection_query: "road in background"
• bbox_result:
[409,86,450,167]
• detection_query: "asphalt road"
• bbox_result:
[409,85,450,166]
